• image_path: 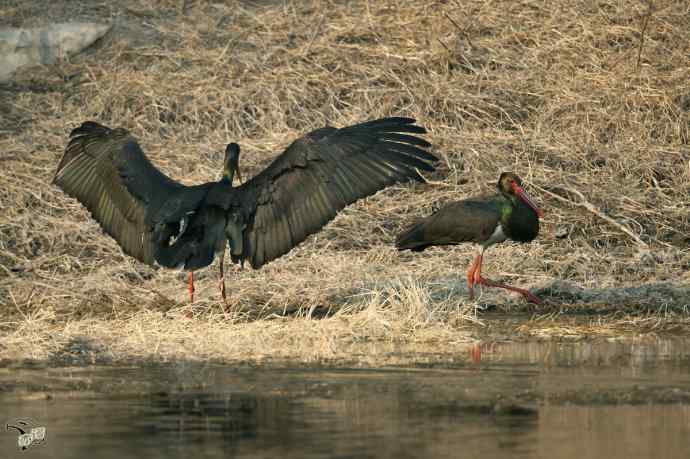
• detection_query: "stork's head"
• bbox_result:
[223,143,242,184]
[497,172,543,218]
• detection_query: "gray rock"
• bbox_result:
[0,22,111,82]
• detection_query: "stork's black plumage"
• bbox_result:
[396,172,543,304]
[54,118,437,302]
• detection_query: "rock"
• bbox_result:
[0,22,111,82]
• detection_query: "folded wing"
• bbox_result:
[396,200,501,252]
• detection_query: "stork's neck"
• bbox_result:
[222,164,235,185]
[502,194,540,243]
[498,188,518,207]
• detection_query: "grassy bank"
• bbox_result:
[1,0,690,363]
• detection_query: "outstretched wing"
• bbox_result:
[53,122,208,265]
[235,117,437,268]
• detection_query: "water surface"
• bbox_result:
[2,338,690,458]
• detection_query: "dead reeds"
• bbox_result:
[1,0,689,362]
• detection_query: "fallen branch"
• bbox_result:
[636,0,654,72]
[534,184,649,248]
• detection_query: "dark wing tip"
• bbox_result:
[377,116,416,124]
[414,160,437,173]
[314,117,430,144]
[361,118,429,138]
[69,121,110,139]
[352,117,438,174]
[383,116,417,124]
[378,122,438,171]
[355,117,418,129]
[55,121,112,180]
[389,141,438,165]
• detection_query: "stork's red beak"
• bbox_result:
[512,182,544,218]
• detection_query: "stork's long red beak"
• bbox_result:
[512,182,544,218]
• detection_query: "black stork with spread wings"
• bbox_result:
[54,117,437,302]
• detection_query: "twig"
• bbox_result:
[437,38,451,53]
[635,0,654,72]
[444,13,473,48]
[534,184,649,248]
[302,13,327,57]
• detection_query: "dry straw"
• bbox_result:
[1,0,689,362]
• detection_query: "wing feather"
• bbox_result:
[237,117,437,268]
[53,121,207,265]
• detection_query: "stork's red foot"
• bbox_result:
[219,276,233,313]
[477,277,542,304]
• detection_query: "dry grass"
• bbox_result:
[2,277,477,364]
[1,0,690,363]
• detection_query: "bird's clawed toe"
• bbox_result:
[520,290,542,305]
[478,276,542,305]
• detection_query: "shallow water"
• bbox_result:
[2,338,690,458]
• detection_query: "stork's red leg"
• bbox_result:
[466,254,481,300]
[188,271,195,303]
[470,251,541,304]
[472,252,483,286]
[218,250,227,304]
[219,272,226,302]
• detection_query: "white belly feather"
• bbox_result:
[485,223,507,247]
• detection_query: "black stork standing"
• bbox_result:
[54,117,437,302]
[395,172,543,304]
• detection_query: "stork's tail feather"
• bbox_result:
[395,220,430,252]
